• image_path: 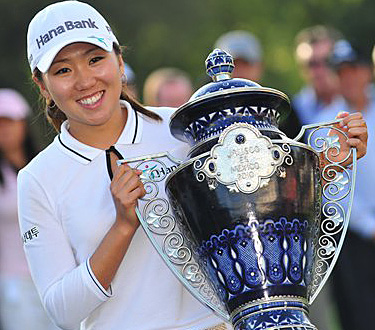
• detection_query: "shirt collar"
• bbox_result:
[116,100,143,145]
[57,101,143,164]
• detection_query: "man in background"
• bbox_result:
[214,30,263,82]
[214,30,301,138]
[315,39,375,330]
[143,67,193,108]
[293,25,343,125]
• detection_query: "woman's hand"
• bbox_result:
[110,163,146,231]
[337,111,367,160]
[323,111,368,167]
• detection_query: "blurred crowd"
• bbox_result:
[0,24,374,330]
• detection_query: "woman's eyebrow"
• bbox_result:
[51,46,102,66]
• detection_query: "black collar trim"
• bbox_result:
[58,135,92,162]
[132,110,139,144]
[58,109,138,163]
[105,146,124,180]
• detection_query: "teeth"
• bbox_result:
[78,91,103,105]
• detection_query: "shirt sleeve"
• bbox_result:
[17,169,112,330]
[348,195,375,239]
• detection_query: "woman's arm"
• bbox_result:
[18,163,145,329]
[89,163,145,289]
[18,170,108,329]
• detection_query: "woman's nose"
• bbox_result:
[74,66,96,91]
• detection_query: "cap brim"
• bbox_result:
[37,36,115,73]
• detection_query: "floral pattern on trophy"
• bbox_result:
[184,106,281,144]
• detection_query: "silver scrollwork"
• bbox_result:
[321,202,345,235]
[317,235,337,259]
[182,262,205,288]
[281,143,294,166]
[295,120,356,303]
[143,198,176,235]
[124,152,229,320]
[194,159,207,183]
[163,232,192,265]
[141,181,159,200]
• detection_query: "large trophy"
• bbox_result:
[123,49,357,329]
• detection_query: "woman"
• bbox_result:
[0,88,58,330]
[21,1,227,329]
[19,1,368,330]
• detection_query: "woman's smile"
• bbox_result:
[77,90,105,108]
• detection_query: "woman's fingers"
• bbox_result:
[340,112,368,160]
[335,111,350,120]
[339,112,366,128]
[345,118,367,129]
[324,111,368,167]
[111,164,145,202]
[347,126,368,138]
[110,163,145,227]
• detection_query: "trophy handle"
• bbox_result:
[118,152,230,321]
[294,120,357,304]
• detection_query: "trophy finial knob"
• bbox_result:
[205,48,234,82]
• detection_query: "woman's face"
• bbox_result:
[36,42,125,135]
[0,118,26,152]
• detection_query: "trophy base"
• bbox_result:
[232,300,318,330]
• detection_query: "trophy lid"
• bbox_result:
[170,48,291,147]
[189,48,261,100]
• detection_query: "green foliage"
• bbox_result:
[0,0,374,145]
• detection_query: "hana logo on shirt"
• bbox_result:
[22,226,39,244]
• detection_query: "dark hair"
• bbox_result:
[33,43,161,132]
[0,121,39,186]
[295,25,343,48]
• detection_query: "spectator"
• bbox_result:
[123,62,138,99]
[315,39,375,330]
[293,25,343,125]
[214,30,301,138]
[0,89,58,330]
[214,30,263,82]
[292,26,344,330]
[143,67,193,107]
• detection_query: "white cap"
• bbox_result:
[27,1,119,73]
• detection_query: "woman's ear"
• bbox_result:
[32,74,51,100]
[118,55,125,76]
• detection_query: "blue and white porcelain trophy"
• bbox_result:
[122,49,357,330]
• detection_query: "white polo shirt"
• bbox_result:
[17,102,223,330]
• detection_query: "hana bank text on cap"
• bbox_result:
[27,0,119,73]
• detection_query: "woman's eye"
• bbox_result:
[90,56,104,64]
[55,67,70,75]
